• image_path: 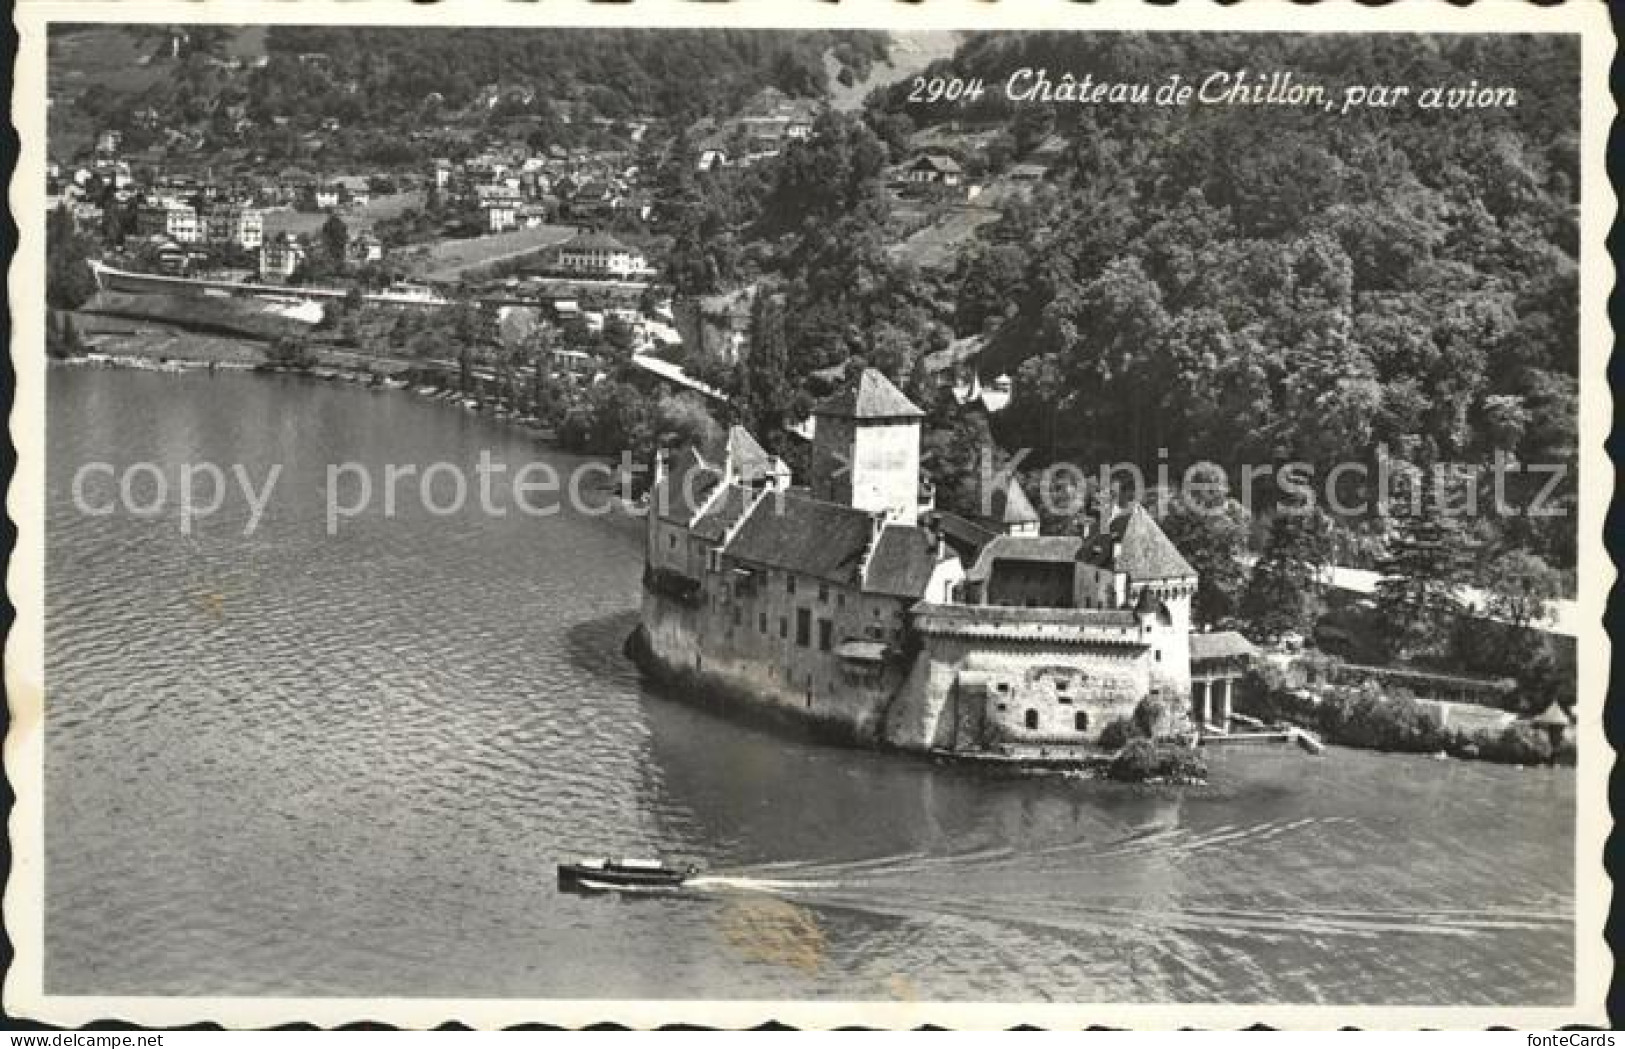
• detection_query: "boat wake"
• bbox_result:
[685,875,841,893]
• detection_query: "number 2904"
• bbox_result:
[908,75,986,104]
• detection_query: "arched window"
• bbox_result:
[1024,709,1039,730]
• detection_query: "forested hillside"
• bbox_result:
[255,27,887,124]
[860,32,1578,569]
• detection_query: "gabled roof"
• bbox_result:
[964,534,1084,584]
[862,524,939,599]
[1190,631,1258,664]
[722,425,771,482]
[1110,504,1195,581]
[690,483,755,543]
[559,230,634,253]
[987,482,1039,527]
[1529,701,1572,728]
[653,446,720,525]
[813,368,924,421]
[723,490,875,586]
[930,511,1000,560]
[912,153,962,173]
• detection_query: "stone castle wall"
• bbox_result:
[638,585,904,744]
[639,580,1185,757]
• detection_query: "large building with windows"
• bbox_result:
[634,368,1252,760]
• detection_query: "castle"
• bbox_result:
[635,368,1253,759]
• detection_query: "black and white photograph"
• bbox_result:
[5,0,1613,1029]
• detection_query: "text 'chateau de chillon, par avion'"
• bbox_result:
[633,368,1254,759]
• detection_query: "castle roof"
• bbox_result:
[724,490,875,586]
[653,446,720,525]
[813,368,924,421]
[690,483,755,543]
[1109,504,1195,581]
[964,534,1084,584]
[929,511,1000,561]
[987,482,1039,527]
[722,425,771,482]
[862,524,940,599]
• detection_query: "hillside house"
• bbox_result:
[905,154,963,187]
[552,231,651,279]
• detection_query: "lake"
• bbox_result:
[44,368,1576,1003]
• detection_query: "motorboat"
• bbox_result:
[557,857,697,893]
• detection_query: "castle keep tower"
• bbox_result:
[809,369,925,525]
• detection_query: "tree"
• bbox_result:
[920,411,1002,518]
[1157,489,1252,628]
[265,335,318,371]
[1374,468,1478,658]
[320,213,351,268]
[46,310,87,359]
[1478,549,1562,630]
[652,392,722,452]
[738,292,798,450]
[1241,510,1334,643]
[47,206,98,310]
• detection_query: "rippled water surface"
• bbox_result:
[46,369,1575,1003]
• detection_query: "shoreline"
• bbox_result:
[52,346,1571,776]
[55,335,563,444]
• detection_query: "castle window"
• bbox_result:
[818,583,829,603]
[732,605,742,627]
[818,619,833,652]
[996,682,1010,694]
[1074,712,1089,733]
[779,617,788,639]
[759,612,767,634]
[1155,650,1162,662]
[837,593,846,609]
[667,534,676,549]
[1024,709,1039,730]
[786,575,797,596]
[795,608,811,647]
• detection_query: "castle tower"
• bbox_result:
[809,368,924,525]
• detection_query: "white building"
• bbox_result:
[203,205,264,250]
[552,231,651,280]
[259,233,308,280]
[136,201,201,244]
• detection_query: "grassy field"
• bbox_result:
[78,328,272,366]
[412,224,580,283]
[887,205,1000,270]
[262,191,427,239]
[80,291,315,342]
